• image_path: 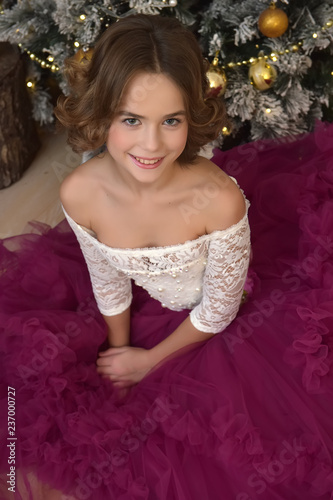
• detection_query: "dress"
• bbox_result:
[0,121,333,500]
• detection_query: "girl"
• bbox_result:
[1,13,333,500]
[56,13,250,389]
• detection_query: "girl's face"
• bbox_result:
[106,72,188,186]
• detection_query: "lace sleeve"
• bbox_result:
[63,209,132,316]
[189,216,251,334]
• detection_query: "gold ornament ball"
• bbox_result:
[73,47,94,64]
[249,58,277,91]
[206,67,227,97]
[258,3,289,38]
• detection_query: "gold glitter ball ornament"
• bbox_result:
[249,57,277,90]
[73,47,94,63]
[206,55,227,97]
[258,2,289,38]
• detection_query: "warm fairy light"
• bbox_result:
[13,0,188,73]
[16,13,333,76]
[218,20,331,70]
[17,45,59,71]
[266,108,272,113]
[26,81,33,88]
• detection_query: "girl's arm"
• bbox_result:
[147,315,213,367]
[103,307,131,347]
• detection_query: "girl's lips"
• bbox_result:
[129,154,164,169]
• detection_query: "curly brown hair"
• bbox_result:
[55,14,227,164]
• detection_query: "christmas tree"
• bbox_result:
[0,0,197,125]
[0,0,332,144]
[200,0,333,143]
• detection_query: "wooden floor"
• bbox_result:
[0,130,81,239]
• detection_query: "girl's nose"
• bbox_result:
[143,126,161,152]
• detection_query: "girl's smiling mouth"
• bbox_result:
[130,154,164,169]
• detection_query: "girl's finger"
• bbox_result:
[113,380,132,388]
[96,356,113,366]
[98,349,115,356]
[99,347,127,356]
[96,366,115,376]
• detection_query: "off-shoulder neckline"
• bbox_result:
[62,200,250,254]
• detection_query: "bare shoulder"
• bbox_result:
[192,156,247,233]
[60,155,103,228]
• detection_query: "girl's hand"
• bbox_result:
[96,346,153,387]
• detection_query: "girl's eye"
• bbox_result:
[164,118,180,126]
[123,118,140,126]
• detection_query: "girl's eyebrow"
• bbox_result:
[118,110,186,119]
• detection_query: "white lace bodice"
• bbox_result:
[63,192,251,334]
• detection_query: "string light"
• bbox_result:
[266,108,272,113]
[16,13,332,75]
[18,43,60,72]
[219,19,333,70]
[3,0,178,76]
